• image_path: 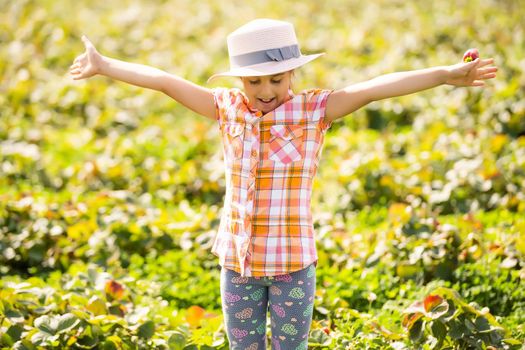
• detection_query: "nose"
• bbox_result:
[259,81,274,98]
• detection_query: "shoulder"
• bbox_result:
[296,88,335,131]
[211,87,249,106]
[211,87,250,125]
[299,88,332,95]
[299,88,334,103]
[299,88,334,112]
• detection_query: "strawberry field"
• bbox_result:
[1,0,524,349]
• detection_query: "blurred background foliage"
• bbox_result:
[1,0,524,348]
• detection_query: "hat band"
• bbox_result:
[230,44,301,68]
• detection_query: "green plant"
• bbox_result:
[402,287,522,349]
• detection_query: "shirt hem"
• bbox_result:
[215,257,318,277]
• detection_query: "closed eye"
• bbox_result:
[249,80,282,85]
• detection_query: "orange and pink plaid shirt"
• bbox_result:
[211,87,334,277]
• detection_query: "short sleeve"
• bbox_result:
[211,87,227,127]
[305,88,335,132]
[211,87,247,129]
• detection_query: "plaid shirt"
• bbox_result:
[211,87,334,277]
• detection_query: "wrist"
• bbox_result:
[98,55,111,76]
[441,65,452,85]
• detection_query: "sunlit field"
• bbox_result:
[1,0,524,348]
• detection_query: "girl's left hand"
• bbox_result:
[445,58,498,87]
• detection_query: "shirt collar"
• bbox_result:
[246,89,296,115]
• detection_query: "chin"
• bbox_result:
[259,102,277,113]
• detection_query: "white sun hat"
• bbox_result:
[207,18,325,83]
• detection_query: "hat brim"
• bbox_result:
[206,53,325,84]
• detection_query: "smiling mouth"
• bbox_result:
[258,98,275,104]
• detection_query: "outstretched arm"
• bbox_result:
[325,58,498,122]
[69,35,216,121]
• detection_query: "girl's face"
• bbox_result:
[240,70,294,114]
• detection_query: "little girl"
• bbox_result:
[70,18,497,350]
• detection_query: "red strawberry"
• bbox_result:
[463,48,479,62]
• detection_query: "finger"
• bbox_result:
[71,72,84,80]
[478,58,495,67]
[479,73,497,79]
[476,68,498,78]
[69,64,81,73]
[81,35,95,49]
[73,53,85,64]
[472,80,485,87]
[479,67,498,74]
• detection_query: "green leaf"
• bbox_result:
[27,244,46,263]
[430,320,447,341]
[71,309,91,320]
[101,339,118,350]
[3,324,23,345]
[308,329,331,346]
[473,316,490,332]
[396,262,420,278]
[168,333,186,350]
[5,309,25,323]
[409,319,424,342]
[34,315,56,336]
[31,331,54,345]
[464,318,476,332]
[33,303,58,315]
[56,313,80,333]
[448,320,467,340]
[503,338,524,345]
[12,339,37,350]
[137,320,155,339]
[86,296,107,315]
[76,333,100,349]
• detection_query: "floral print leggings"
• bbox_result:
[220,263,316,350]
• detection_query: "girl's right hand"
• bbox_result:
[69,35,103,80]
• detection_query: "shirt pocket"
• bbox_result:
[268,124,304,164]
[224,122,245,160]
